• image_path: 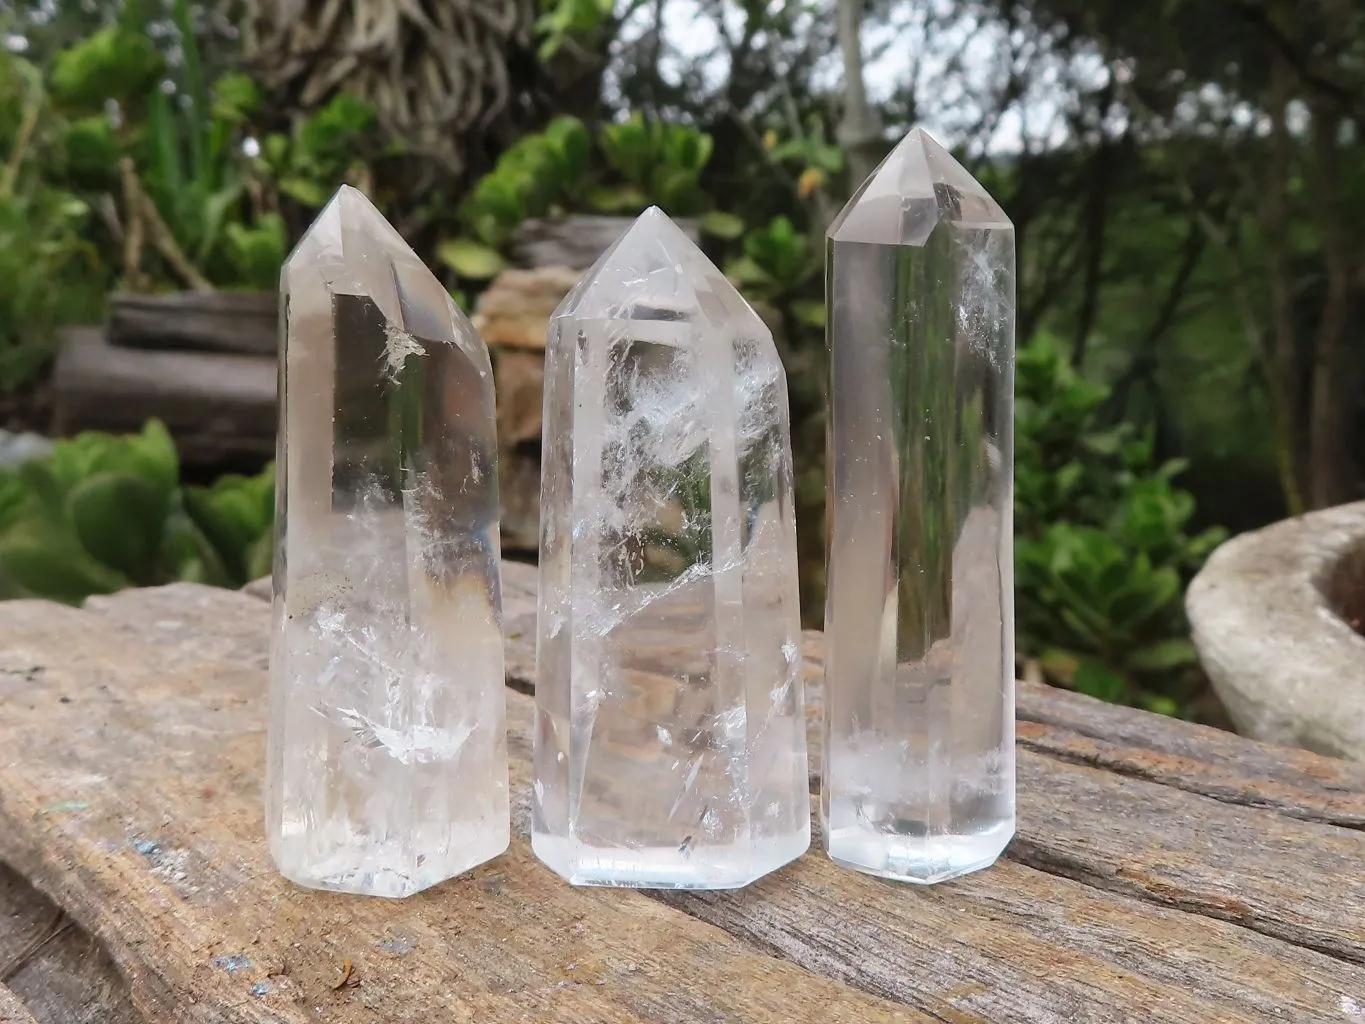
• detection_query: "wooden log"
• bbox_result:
[108,292,277,356]
[65,576,1365,1022]
[510,215,700,271]
[51,327,276,464]
[0,591,922,1023]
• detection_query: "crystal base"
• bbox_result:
[533,832,809,890]
[824,819,1013,884]
[272,814,509,899]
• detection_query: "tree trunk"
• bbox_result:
[1261,56,1306,515]
[835,0,881,188]
[1307,98,1358,508]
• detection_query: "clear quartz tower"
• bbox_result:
[532,207,810,889]
[266,185,509,897]
[823,128,1016,883]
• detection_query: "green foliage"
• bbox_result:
[181,464,275,585]
[255,92,380,211]
[49,27,164,113]
[445,113,723,283]
[224,212,288,290]
[0,421,275,604]
[0,49,107,393]
[0,188,105,392]
[1015,336,1227,715]
[453,114,593,253]
[726,216,816,301]
[536,0,615,60]
[597,114,712,215]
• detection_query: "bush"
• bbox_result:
[0,421,274,604]
[1014,336,1227,716]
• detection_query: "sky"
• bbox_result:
[616,0,1100,156]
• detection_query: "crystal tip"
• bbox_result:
[828,126,1012,246]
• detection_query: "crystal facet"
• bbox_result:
[532,207,811,889]
[266,186,508,897]
[823,127,1016,883]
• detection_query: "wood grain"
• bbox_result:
[493,564,1365,1009]
[1015,680,1365,828]
[152,579,1365,1021]
[0,985,38,1024]
[0,865,141,1024]
[0,588,921,1024]
[52,327,275,465]
[784,596,1365,830]
[1010,749,1365,964]
[108,292,277,356]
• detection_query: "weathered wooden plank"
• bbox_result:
[509,216,699,272]
[1013,682,1365,828]
[0,864,142,1024]
[193,580,1365,1021]
[108,292,276,356]
[51,327,275,465]
[1009,749,1365,964]
[785,598,1365,829]
[0,985,38,1024]
[0,592,922,1024]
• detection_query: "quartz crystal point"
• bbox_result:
[823,127,1016,883]
[266,185,509,897]
[532,206,811,889]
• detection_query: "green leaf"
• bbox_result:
[700,211,746,240]
[600,115,652,186]
[1137,693,1181,717]
[0,529,129,605]
[1072,660,1127,703]
[279,177,332,209]
[585,184,647,214]
[211,72,260,124]
[792,299,827,328]
[50,27,164,113]
[17,460,66,515]
[544,115,591,184]
[1126,638,1199,672]
[724,256,774,288]
[67,472,168,584]
[181,485,248,584]
[436,238,508,280]
[245,531,274,581]
[261,133,290,170]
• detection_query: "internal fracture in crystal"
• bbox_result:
[266,186,508,897]
[532,207,810,889]
[823,127,1017,883]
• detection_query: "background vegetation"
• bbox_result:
[0,0,1360,723]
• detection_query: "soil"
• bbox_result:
[1336,573,1365,638]
[1324,542,1365,639]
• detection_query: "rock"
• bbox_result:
[493,349,546,448]
[0,431,53,468]
[471,267,580,350]
[1187,501,1365,761]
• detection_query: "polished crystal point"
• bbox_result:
[532,206,811,888]
[823,127,1016,883]
[266,185,509,897]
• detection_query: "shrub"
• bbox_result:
[0,421,274,604]
[1014,336,1227,715]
